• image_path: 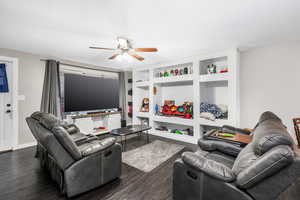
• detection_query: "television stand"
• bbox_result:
[70,111,121,119]
[67,112,121,135]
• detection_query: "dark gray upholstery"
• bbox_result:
[26,112,122,197]
[78,137,116,157]
[173,111,300,200]
[198,138,242,157]
[182,151,235,182]
[52,126,82,160]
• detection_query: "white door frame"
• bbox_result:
[0,56,19,149]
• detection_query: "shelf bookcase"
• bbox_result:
[133,49,240,144]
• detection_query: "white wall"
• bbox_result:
[1,42,299,146]
[240,42,300,140]
[0,48,119,147]
[0,49,45,145]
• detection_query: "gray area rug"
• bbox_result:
[122,140,185,172]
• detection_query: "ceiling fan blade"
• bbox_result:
[109,54,119,60]
[134,48,158,52]
[130,54,145,61]
[90,47,116,50]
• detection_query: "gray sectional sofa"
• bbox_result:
[26,112,122,197]
[173,111,300,200]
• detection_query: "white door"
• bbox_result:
[0,62,13,151]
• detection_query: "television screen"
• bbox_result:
[64,73,119,112]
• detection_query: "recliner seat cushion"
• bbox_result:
[52,126,82,160]
[182,151,236,182]
[78,137,116,157]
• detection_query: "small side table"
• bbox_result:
[110,125,152,151]
[206,130,252,146]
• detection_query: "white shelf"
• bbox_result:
[199,118,231,127]
[154,74,193,84]
[132,49,239,144]
[136,112,150,118]
[150,130,197,144]
[199,73,229,82]
[135,81,150,87]
[153,115,194,126]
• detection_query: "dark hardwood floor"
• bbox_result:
[0,135,197,200]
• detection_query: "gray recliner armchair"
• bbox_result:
[26,112,122,197]
[173,112,300,200]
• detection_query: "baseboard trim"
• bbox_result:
[14,142,37,150]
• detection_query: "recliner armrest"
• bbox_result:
[182,152,236,182]
[78,137,116,157]
[198,138,243,157]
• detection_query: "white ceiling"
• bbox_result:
[0,0,300,70]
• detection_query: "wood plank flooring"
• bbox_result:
[0,135,196,200]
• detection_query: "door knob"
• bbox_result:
[6,110,11,113]
[6,104,11,107]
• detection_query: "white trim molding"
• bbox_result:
[13,142,37,150]
[0,56,19,150]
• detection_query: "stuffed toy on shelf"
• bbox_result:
[140,98,149,112]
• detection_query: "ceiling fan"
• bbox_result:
[89,37,158,61]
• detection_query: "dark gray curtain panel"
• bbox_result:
[40,60,62,118]
[119,72,126,120]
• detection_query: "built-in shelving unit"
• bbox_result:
[133,49,240,144]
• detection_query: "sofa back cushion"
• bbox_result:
[252,120,294,155]
[26,118,75,169]
[31,111,64,130]
[232,112,295,188]
[236,145,294,189]
[52,126,82,160]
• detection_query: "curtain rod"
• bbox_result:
[40,59,120,73]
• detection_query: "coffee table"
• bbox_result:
[110,125,152,151]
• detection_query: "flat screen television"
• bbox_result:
[64,73,119,113]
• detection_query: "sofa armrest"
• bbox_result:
[182,152,236,182]
[198,138,243,157]
[64,143,121,197]
[78,137,116,157]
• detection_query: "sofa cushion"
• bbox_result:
[182,151,236,182]
[232,143,258,175]
[63,124,80,135]
[52,126,82,160]
[31,111,63,130]
[252,120,294,155]
[258,111,282,124]
[236,145,294,189]
[78,137,116,157]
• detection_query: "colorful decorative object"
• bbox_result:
[155,104,159,114]
[184,67,188,74]
[160,100,193,119]
[140,98,149,112]
[153,86,157,95]
[207,64,217,74]
[164,71,169,77]
[0,64,9,93]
